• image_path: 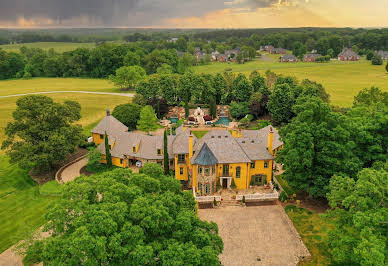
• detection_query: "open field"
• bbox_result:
[0,78,119,96]
[194,58,388,107]
[199,205,310,265]
[0,156,56,253]
[0,93,131,148]
[0,42,96,53]
[285,205,333,265]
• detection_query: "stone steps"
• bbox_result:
[221,199,241,207]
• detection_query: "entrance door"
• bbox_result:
[222,178,228,189]
[222,164,229,176]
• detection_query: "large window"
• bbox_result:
[157,149,162,155]
[99,134,104,139]
[180,167,184,175]
[236,166,241,178]
[120,159,123,165]
[205,184,210,194]
[264,161,269,168]
[178,154,185,164]
[250,162,255,169]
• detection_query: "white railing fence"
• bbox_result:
[236,190,279,201]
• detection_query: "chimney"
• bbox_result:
[188,131,193,168]
[106,109,111,116]
[232,127,238,138]
[267,126,274,155]
[238,129,242,138]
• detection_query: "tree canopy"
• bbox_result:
[1,95,83,174]
[112,103,142,131]
[137,105,159,133]
[110,65,146,90]
[325,162,388,265]
[23,164,223,265]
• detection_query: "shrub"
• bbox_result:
[39,181,62,196]
[279,191,287,202]
[23,72,32,79]
[231,178,236,189]
[242,195,246,204]
[257,120,271,129]
[229,102,249,119]
[371,54,383,65]
[86,147,106,173]
[213,197,217,206]
[239,116,251,128]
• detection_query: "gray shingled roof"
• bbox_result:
[193,143,218,166]
[91,115,128,135]
[281,54,298,61]
[191,130,251,164]
[241,126,283,150]
[172,129,196,154]
[304,53,322,59]
[338,48,359,58]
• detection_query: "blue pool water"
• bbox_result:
[214,116,232,126]
[169,117,179,124]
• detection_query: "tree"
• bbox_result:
[327,48,335,58]
[232,74,252,102]
[371,54,383,65]
[386,62,388,73]
[209,97,217,118]
[86,147,105,172]
[212,73,226,104]
[277,96,361,198]
[301,79,330,103]
[229,102,249,119]
[23,167,223,265]
[163,130,169,175]
[110,65,146,90]
[137,105,159,133]
[156,63,174,74]
[325,163,387,265]
[1,95,83,174]
[366,50,374,60]
[292,41,307,59]
[104,132,112,168]
[267,83,295,124]
[112,103,142,130]
[123,51,141,66]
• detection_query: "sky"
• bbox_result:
[0,0,387,28]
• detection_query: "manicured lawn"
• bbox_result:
[0,156,57,253]
[0,42,96,53]
[285,205,333,265]
[39,181,62,196]
[193,58,388,107]
[0,93,131,148]
[192,131,209,139]
[0,77,119,96]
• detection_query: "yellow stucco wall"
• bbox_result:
[175,154,189,181]
[93,133,105,145]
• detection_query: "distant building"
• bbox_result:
[260,45,274,52]
[303,53,323,62]
[169,38,178,43]
[225,48,240,62]
[338,48,360,61]
[376,50,388,60]
[270,48,287,54]
[195,51,207,62]
[216,54,228,62]
[280,54,298,62]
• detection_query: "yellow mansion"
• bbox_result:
[92,110,283,195]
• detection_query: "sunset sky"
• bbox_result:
[0,0,387,28]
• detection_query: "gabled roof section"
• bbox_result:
[91,114,128,136]
[194,143,218,166]
[172,129,196,154]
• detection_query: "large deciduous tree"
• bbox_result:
[137,105,159,134]
[1,95,83,174]
[267,83,295,125]
[23,165,223,265]
[112,103,142,131]
[163,130,169,175]
[110,65,146,90]
[277,96,361,198]
[325,162,388,265]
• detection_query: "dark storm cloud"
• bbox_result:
[0,0,286,26]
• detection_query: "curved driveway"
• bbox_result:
[0,91,134,98]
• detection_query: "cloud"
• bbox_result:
[0,0,228,27]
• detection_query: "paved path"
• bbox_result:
[60,157,88,183]
[0,91,134,98]
[199,205,310,266]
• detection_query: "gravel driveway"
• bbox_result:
[199,205,310,266]
[60,157,88,183]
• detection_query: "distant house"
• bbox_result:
[225,48,240,62]
[260,45,274,52]
[169,38,178,43]
[280,54,298,62]
[270,48,287,54]
[195,51,207,62]
[216,54,228,62]
[376,50,388,60]
[176,51,185,58]
[338,48,360,61]
[303,53,322,62]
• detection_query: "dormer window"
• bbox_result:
[211,136,215,138]
[157,149,162,155]
[242,141,245,143]
[218,136,221,139]
[100,134,104,139]
[251,140,254,143]
[133,146,136,153]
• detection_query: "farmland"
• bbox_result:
[194,56,388,107]
[0,42,96,53]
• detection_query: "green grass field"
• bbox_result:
[285,205,333,265]
[194,57,388,107]
[0,77,119,96]
[0,156,57,253]
[0,93,131,149]
[0,42,96,53]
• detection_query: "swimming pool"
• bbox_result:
[214,116,232,126]
[169,117,179,124]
